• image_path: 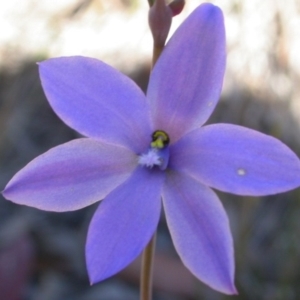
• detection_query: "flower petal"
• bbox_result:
[147,3,226,143]
[3,139,137,211]
[170,124,300,195]
[86,167,164,283]
[39,56,152,153]
[162,171,236,294]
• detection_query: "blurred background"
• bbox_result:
[0,0,300,299]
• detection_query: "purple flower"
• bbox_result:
[3,3,300,295]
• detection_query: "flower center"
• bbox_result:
[150,130,169,148]
[138,130,170,170]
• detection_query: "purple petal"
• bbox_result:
[39,56,152,153]
[3,139,137,211]
[86,167,164,283]
[162,171,236,294]
[170,124,300,195]
[147,4,226,143]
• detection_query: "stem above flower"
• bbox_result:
[148,0,172,65]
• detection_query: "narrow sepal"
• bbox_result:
[39,56,152,153]
[163,171,237,294]
[170,124,300,195]
[86,167,165,283]
[3,139,136,211]
[147,4,226,143]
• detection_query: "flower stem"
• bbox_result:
[140,232,156,300]
[141,1,168,298]
[152,45,163,66]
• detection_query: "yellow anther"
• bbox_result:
[151,139,164,148]
[151,130,170,149]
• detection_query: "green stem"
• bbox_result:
[148,0,155,6]
[140,3,166,296]
[140,232,156,300]
[152,44,164,66]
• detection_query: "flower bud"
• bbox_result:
[148,0,172,47]
[169,0,185,16]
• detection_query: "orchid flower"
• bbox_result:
[3,3,300,295]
